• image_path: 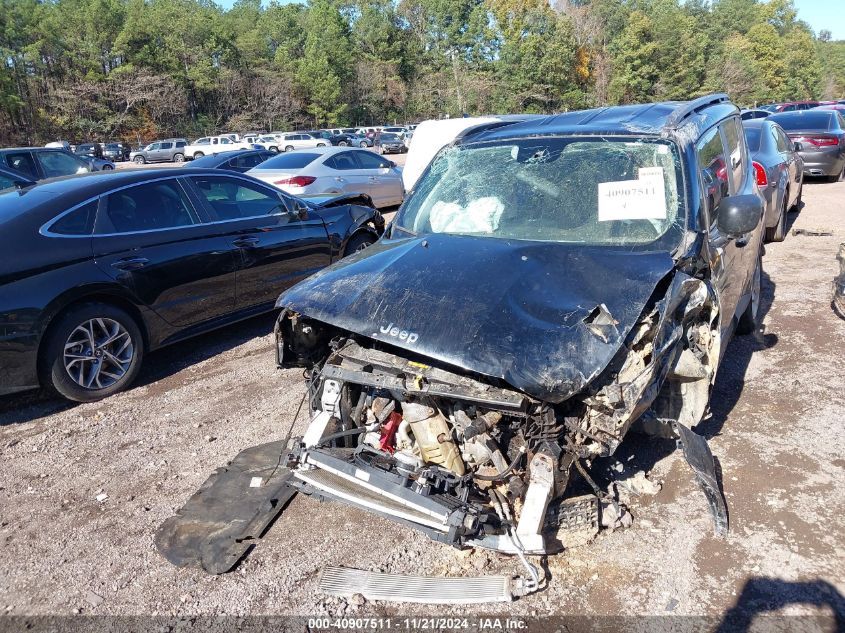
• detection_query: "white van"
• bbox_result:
[402,116,542,191]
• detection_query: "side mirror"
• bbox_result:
[291,201,309,220]
[716,194,762,239]
[793,141,804,152]
[379,161,394,169]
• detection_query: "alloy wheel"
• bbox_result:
[63,318,134,390]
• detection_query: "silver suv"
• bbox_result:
[130,138,188,164]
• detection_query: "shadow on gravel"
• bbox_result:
[695,268,778,441]
[133,312,277,389]
[715,577,845,632]
[0,312,277,427]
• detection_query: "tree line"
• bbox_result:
[1,0,844,145]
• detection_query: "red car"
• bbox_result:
[768,101,820,113]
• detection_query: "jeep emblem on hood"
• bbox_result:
[379,322,419,344]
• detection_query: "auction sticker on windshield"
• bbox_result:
[598,167,667,222]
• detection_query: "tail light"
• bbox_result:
[752,161,768,187]
[274,176,316,187]
[790,135,839,148]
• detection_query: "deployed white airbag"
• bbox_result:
[429,197,504,234]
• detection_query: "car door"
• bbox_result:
[143,142,160,161]
[92,177,238,328]
[217,137,234,154]
[353,150,403,207]
[323,151,372,197]
[697,123,747,338]
[774,126,801,204]
[187,174,332,309]
[156,142,173,162]
[2,151,41,180]
[36,151,91,178]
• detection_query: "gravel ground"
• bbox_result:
[0,178,843,624]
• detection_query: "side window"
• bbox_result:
[191,176,284,221]
[160,142,173,150]
[230,154,262,171]
[176,141,186,148]
[720,118,744,193]
[774,128,789,153]
[37,152,88,178]
[98,181,196,234]
[325,152,360,170]
[149,143,161,151]
[49,200,98,235]
[0,175,15,190]
[220,137,231,145]
[196,138,208,145]
[4,152,38,178]
[696,126,730,226]
[355,151,389,170]
[211,138,218,145]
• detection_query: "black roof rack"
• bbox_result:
[456,114,547,141]
[665,93,731,128]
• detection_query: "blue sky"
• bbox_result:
[215,0,844,40]
[793,0,845,40]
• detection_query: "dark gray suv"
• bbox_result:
[130,138,188,164]
[270,94,767,558]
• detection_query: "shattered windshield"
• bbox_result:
[396,137,684,246]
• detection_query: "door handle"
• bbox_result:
[368,176,377,181]
[335,177,345,182]
[232,236,260,248]
[111,257,149,271]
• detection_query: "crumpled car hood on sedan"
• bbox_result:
[276,234,676,402]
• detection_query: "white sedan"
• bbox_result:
[277,133,328,152]
[246,147,404,209]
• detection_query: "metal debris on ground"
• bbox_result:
[791,228,833,236]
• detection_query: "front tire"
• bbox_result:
[133,156,145,164]
[344,232,375,256]
[269,146,279,153]
[41,303,144,402]
[317,143,326,147]
[102,164,114,170]
[173,153,184,163]
[359,141,368,148]
[338,141,348,147]
[736,251,762,335]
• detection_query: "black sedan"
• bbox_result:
[0,168,384,402]
[768,110,845,181]
[742,118,803,242]
[186,149,275,172]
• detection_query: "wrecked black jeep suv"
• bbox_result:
[270,97,765,578]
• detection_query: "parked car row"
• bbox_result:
[0,168,385,401]
[0,95,833,407]
[740,105,845,182]
[0,147,115,180]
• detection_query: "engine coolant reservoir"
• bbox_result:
[401,402,465,476]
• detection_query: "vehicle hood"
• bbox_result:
[301,193,375,209]
[276,234,676,402]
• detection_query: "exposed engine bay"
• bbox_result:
[276,270,728,562]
